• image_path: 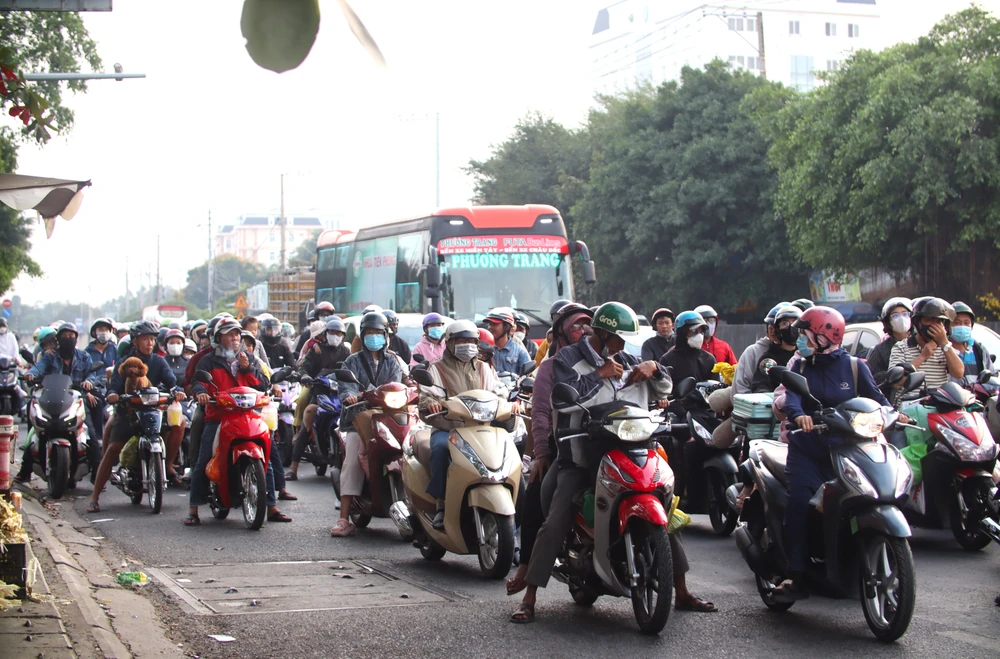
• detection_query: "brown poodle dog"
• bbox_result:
[118,357,151,394]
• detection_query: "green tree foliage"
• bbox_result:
[289,229,321,266]
[183,255,263,309]
[748,7,1000,299]
[573,63,808,313]
[0,132,40,295]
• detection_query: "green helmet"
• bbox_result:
[952,301,976,324]
[590,302,640,337]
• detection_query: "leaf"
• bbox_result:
[241,0,321,73]
[336,0,386,68]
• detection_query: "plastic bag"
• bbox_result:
[205,453,223,484]
[119,436,140,469]
[900,404,933,485]
[712,362,735,386]
[667,495,691,534]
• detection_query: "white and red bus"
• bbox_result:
[142,304,188,326]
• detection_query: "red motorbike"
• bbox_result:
[192,371,273,530]
[331,371,419,531]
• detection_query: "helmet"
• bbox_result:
[383,309,398,326]
[591,302,640,337]
[693,305,718,321]
[880,297,913,320]
[773,305,803,326]
[326,317,346,333]
[793,306,845,352]
[478,328,495,348]
[791,298,815,311]
[164,329,185,344]
[182,321,193,332]
[130,320,159,340]
[360,312,387,333]
[446,319,479,341]
[650,308,674,326]
[484,307,516,328]
[168,321,182,330]
[157,327,169,346]
[56,321,78,338]
[554,303,593,328]
[257,313,274,322]
[189,319,207,334]
[184,338,198,354]
[214,319,243,342]
[952,301,976,324]
[673,311,707,337]
[281,322,295,338]
[764,302,790,325]
[422,313,445,328]
[514,312,530,330]
[114,322,130,335]
[241,331,257,348]
[89,317,113,338]
[912,297,955,325]
[37,327,56,345]
[362,304,384,316]
[261,317,281,336]
[549,299,572,319]
[314,301,335,316]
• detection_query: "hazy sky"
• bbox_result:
[7,0,990,308]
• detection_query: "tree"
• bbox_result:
[289,229,321,266]
[183,255,264,309]
[572,63,808,314]
[748,7,1000,300]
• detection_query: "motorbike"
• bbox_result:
[109,387,182,514]
[0,355,21,417]
[298,372,342,476]
[331,369,419,529]
[731,365,916,643]
[275,378,300,467]
[192,368,283,530]
[392,368,521,579]
[543,381,676,635]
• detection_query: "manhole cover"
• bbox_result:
[147,560,454,615]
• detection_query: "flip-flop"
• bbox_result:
[86,501,100,513]
[675,596,717,612]
[267,511,293,523]
[510,602,535,624]
[506,573,527,596]
[183,514,201,526]
[278,491,298,501]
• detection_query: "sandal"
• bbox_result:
[166,473,184,487]
[506,572,527,596]
[509,602,535,624]
[267,511,293,523]
[675,596,717,612]
[284,471,298,481]
[278,491,298,501]
[330,519,355,537]
[86,501,100,513]
[183,514,201,526]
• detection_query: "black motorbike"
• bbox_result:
[731,365,916,642]
[0,355,21,417]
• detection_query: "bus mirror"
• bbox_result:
[426,263,442,290]
[582,260,596,285]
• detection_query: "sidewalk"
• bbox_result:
[1,488,184,659]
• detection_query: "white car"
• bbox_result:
[844,322,1000,361]
[623,326,659,358]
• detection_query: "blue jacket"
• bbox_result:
[782,349,889,422]
[107,347,177,396]
[85,341,117,386]
[29,348,98,386]
[494,338,532,376]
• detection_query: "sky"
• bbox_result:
[6,0,992,309]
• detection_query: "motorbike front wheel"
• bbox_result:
[241,458,267,530]
[707,469,738,536]
[859,534,916,643]
[147,453,164,514]
[47,445,70,500]
[477,510,515,579]
[951,482,993,551]
[629,522,673,635]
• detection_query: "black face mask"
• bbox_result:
[777,326,797,346]
[57,337,76,358]
[262,334,280,346]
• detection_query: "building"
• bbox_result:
[214,215,327,266]
[590,1,881,93]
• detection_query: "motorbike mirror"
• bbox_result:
[411,368,435,388]
[779,369,810,398]
[673,377,696,399]
[270,366,290,384]
[766,364,787,389]
[904,370,925,392]
[659,354,672,367]
[551,382,580,407]
[978,370,993,385]
[193,371,213,384]
[519,360,535,376]
[759,358,777,375]
[508,388,519,402]
[412,353,428,365]
[519,377,534,394]
[884,365,907,387]
[334,369,360,385]
[19,347,34,365]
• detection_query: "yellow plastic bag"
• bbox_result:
[119,437,140,469]
[712,362,735,386]
[667,495,691,535]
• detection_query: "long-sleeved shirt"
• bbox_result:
[530,358,556,460]
[0,331,19,361]
[640,334,673,363]
[782,349,888,422]
[493,338,532,376]
[734,337,770,395]
[411,336,446,367]
[85,341,117,387]
[703,335,737,365]
[337,348,406,430]
[29,349,99,387]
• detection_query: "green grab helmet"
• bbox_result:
[590,302,640,337]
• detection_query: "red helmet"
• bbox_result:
[478,328,495,349]
[793,306,845,351]
[484,307,516,328]
[163,329,185,343]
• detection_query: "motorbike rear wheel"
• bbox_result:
[477,510,515,579]
[859,534,916,643]
[420,541,446,561]
[314,460,327,477]
[47,445,70,500]
[756,574,794,612]
[951,483,992,551]
[209,482,230,519]
[570,584,600,607]
[630,522,673,635]
[242,458,267,530]
[147,453,164,514]
[707,469,738,537]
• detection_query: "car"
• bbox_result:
[623,325,659,358]
[343,313,450,352]
[844,321,1000,362]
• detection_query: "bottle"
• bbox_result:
[117,571,148,586]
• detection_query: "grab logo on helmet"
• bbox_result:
[599,315,618,328]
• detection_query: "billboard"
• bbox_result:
[809,271,862,303]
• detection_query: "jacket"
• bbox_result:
[703,335,737,365]
[411,336,446,367]
[184,346,213,395]
[338,348,406,430]
[261,336,297,372]
[191,350,268,422]
[389,334,412,366]
[108,348,177,396]
[531,358,556,460]
[782,348,888,423]
[85,341,117,387]
[30,348,99,387]
[300,343,351,379]
[661,345,718,385]
[0,330,18,361]
[418,349,499,432]
[734,337,770,394]
[494,338,532,376]
[866,335,901,384]
[748,343,797,393]
[640,334,673,363]
[163,354,190,388]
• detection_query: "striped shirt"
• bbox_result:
[889,337,949,390]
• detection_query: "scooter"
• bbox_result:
[546,381,677,635]
[276,378,300,467]
[0,355,22,417]
[192,369,278,530]
[731,365,916,643]
[331,370,418,529]
[392,369,521,578]
[109,387,182,514]
[299,373,342,476]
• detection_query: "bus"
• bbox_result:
[315,205,595,337]
[142,304,188,326]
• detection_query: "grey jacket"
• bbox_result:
[337,349,405,430]
[734,337,770,394]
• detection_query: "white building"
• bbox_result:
[215,215,328,266]
[591,1,881,93]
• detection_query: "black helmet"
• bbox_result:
[129,320,159,340]
[360,312,387,333]
[168,321,182,330]
[912,297,955,325]
[383,309,398,326]
[549,299,572,319]
[514,312,530,330]
[56,321,78,338]
[260,317,281,337]
[157,327,169,346]
[89,316,113,338]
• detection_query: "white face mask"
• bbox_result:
[167,343,184,357]
[513,331,526,343]
[453,343,479,362]
[890,316,911,334]
[706,319,717,337]
[688,333,705,350]
[96,331,111,344]
[0,327,6,335]
[327,334,343,347]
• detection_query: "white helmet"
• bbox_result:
[362,304,384,316]
[445,319,479,341]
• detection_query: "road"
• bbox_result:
[27,455,994,659]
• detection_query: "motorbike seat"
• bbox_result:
[413,428,433,469]
[758,441,789,486]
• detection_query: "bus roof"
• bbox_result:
[316,204,562,249]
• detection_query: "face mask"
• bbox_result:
[428,326,445,341]
[889,316,911,335]
[167,343,184,357]
[688,333,705,350]
[917,323,935,341]
[454,343,479,362]
[364,334,386,352]
[58,337,76,357]
[951,326,973,343]
[96,331,111,344]
[777,326,797,346]
[706,319,717,337]
[327,334,343,347]
[0,327,7,335]
[513,331,526,343]
[796,334,814,358]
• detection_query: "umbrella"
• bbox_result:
[0,173,91,238]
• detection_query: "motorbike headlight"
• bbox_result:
[231,393,258,409]
[838,455,879,498]
[849,410,884,439]
[383,390,408,410]
[457,396,499,422]
[607,416,657,442]
[140,391,161,406]
[892,449,913,499]
[936,423,995,461]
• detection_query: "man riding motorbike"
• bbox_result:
[661,311,719,384]
[411,312,447,367]
[888,297,964,390]
[640,307,675,362]
[330,311,408,537]
[747,305,802,393]
[948,301,993,382]
[514,313,537,360]
[0,316,18,361]
[866,297,913,383]
[84,317,117,454]
[485,307,532,377]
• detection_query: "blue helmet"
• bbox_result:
[674,311,706,333]
[764,302,791,325]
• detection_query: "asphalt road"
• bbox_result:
[26,454,995,659]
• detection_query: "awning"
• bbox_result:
[0,173,91,238]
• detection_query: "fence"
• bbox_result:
[717,324,767,357]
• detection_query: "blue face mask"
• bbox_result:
[364,334,387,352]
[951,326,973,344]
[796,334,814,358]
[428,326,445,341]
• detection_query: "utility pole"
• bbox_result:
[207,210,214,313]
[124,256,129,316]
[435,112,440,207]
[155,235,161,303]
[756,11,767,80]
[280,174,287,270]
